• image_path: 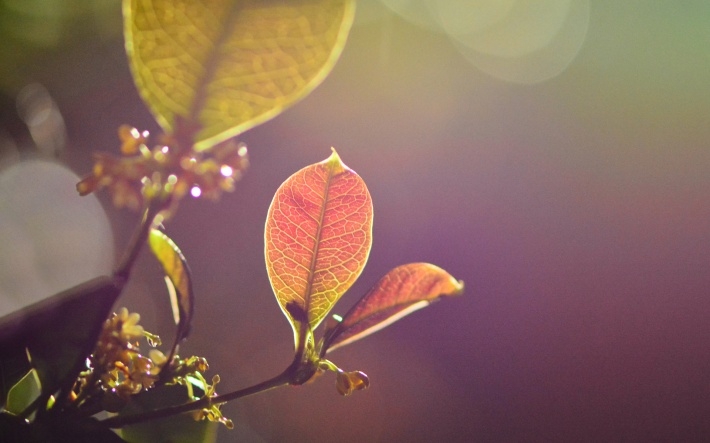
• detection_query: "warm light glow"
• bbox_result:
[435,0,515,37]
[377,0,589,84]
[451,0,590,84]
[161,146,169,154]
[448,0,572,58]
[190,186,201,197]
[220,165,233,177]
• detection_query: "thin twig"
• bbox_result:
[115,199,165,280]
[100,370,291,429]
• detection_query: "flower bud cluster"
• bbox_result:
[91,308,165,401]
[77,125,248,213]
[190,375,234,429]
[72,308,233,429]
[70,308,166,413]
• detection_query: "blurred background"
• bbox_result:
[1,0,709,441]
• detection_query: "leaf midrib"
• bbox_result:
[302,164,336,328]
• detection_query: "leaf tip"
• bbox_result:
[453,279,465,295]
[323,147,347,174]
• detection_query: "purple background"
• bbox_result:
[1,1,708,441]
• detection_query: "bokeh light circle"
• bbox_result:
[452,0,590,84]
[0,160,114,316]
[442,0,572,58]
[376,0,590,84]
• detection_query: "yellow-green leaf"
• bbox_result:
[322,263,464,353]
[5,369,40,416]
[124,0,356,150]
[148,229,194,343]
[265,149,373,347]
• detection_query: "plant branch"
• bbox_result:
[114,198,166,280]
[100,369,291,429]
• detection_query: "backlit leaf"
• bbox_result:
[148,229,194,344]
[5,369,40,416]
[322,263,464,353]
[265,149,373,346]
[124,0,356,150]
[0,349,32,411]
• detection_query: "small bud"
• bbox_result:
[76,176,98,196]
[118,125,145,155]
[149,349,167,368]
[335,369,370,396]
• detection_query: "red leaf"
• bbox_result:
[265,149,373,346]
[322,263,463,353]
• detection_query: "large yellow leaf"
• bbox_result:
[124,0,355,150]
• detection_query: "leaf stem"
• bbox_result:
[100,369,291,429]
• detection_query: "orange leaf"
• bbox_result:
[322,263,464,353]
[265,149,373,347]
